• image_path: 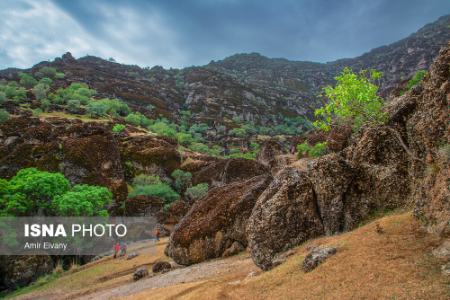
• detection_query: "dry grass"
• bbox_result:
[128,212,449,300]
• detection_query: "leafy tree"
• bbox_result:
[171,169,192,192]
[185,183,208,201]
[132,174,161,186]
[112,124,126,134]
[6,168,70,215]
[314,68,386,132]
[52,184,111,216]
[128,183,179,205]
[18,73,37,89]
[0,109,10,123]
[297,141,327,158]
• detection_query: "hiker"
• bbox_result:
[113,242,120,258]
[120,241,127,256]
[155,227,160,242]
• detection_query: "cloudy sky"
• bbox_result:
[0,0,449,69]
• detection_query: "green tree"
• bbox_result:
[297,141,328,158]
[19,73,38,89]
[67,99,81,113]
[175,132,195,146]
[148,120,177,137]
[314,68,386,132]
[52,184,111,216]
[32,83,49,100]
[406,70,427,90]
[0,109,10,123]
[171,169,192,193]
[128,183,179,205]
[112,124,126,134]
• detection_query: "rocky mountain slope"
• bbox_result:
[166,42,449,271]
[1,15,448,127]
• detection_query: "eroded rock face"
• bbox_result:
[256,140,284,173]
[302,246,337,272]
[0,255,53,291]
[247,168,324,270]
[166,174,271,265]
[192,158,268,188]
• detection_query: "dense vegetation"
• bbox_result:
[0,168,112,216]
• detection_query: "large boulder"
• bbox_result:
[166,174,271,265]
[0,255,53,291]
[247,168,324,270]
[192,158,268,188]
[256,140,284,173]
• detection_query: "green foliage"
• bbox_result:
[5,168,70,215]
[18,73,37,89]
[86,98,130,118]
[32,83,50,100]
[148,119,177,137]
[86,101,108,117]
[112,124,126,134]
[0,91,6,104]
[124,112,152,127]
[296,141,328,158]
[314,67,386,132]
[171,169,192,192]
[52,184,111,216]
[189,123,209,135]
[0,109,10,123]
[229,127,247,137]
[66,99,81,113]
[51,83,96,105]
[188,142,209,153]
[35,67,57,78]
[132,174,161,186]
[40,99,51,112]
[185,183,208,200]
[128,183,179,205]
[0,168,112,217]
[2,82,26,103]
[226,149,257,160]
[38,77,53,86]
[406,70,427,90]
[55,72,65,79]
[175,132,195,146]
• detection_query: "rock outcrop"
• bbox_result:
[302,246,337,272]
[166,174,272,265]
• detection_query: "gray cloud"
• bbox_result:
[0,0,449,69]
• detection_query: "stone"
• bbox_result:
[222,241,245,257]
[302,246,337,272]
[152,261,172,273]
[133,267,149,281]
[127,253,139,260]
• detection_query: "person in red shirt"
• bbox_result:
[113,242,120,258]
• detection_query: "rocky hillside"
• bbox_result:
[166,42,449,271]
[1,15,448,127]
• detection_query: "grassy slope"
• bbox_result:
[10,212,450,300]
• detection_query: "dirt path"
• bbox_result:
[79,253,258,300]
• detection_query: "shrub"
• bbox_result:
[171,169,192,192]
[189,142,209,153]
[51,83,96,105]
[148,120,177,137]
[185,183,208,200]
[86,101,108,117]
[18,73,37,89]
[128,183,179,205]
[35,67,57,78]
[4,83,26,103]
[52,184,111,216]
[55,72,65,79]
[0,109,10,123]
[112,124,126,134]
[132,174,161,186]
[32,83,49,100]
[297,141,327,158]
[40,99,51,112]
[39,77,53,86]
[175,132,195,146]
[0,91,6,104]
[314,68,386,132]
[125,113,152,127]
[67,99,81,113]
[406,70,427,90]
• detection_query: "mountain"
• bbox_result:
[1,16,448,128]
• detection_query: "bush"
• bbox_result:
[86,101,108,117]
[132,174,161,186]
[148,120,177,137]
[406,70,427,90]
[189,142,209,153]
[0,109,10,123]
[40,99,51,112]
[185,183,208,200]
[55,72,65,79]
[314,68,386,132]
[51,83,96,105]
[35,67,57,78]
[66,99,81,113]
[175,132,195,146]
[4,83,26,103]
[112,124,126,134]
[18,73,37,89]
[128,183,179,205]
[32,83,49,100]
[39,77,53,86]
[171,169,192,192]
[0,91,6,104]
[297,141,327,158]
[52,184,111,216]
[125,113,152,127]
[5,168,70,215]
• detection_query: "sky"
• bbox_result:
[0,0,449,69]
